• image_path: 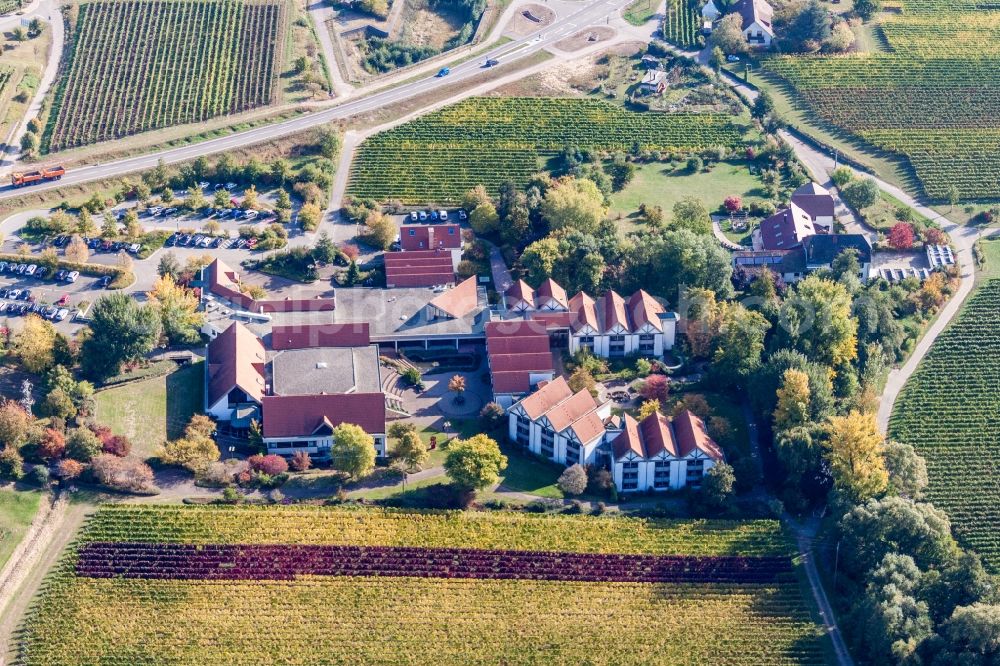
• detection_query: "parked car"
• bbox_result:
[56,294,69,306]
[439,210,448,220]
[163,207,178,217]
[16,264,27,275]
[458,209,467,221]
[20,289,32,301]
[54,308,69,322]
[418,211,427,221]
[430,210,439,221]
[99,275,112,288]
[128,243,141,254]
[24,265,36,276]
[224,182,236,191]
[409,211,419,222]
[66,271,79,283]
[247,238,258,250]
[245,210,258,220]
[198,181,209,190]
[727,55,741,62]
[211,237,223,248]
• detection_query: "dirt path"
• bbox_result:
[0,495,90,666]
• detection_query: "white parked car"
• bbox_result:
[54,308,69,322]
[24,265,36,276]
[439,210,448,220]
[66,271,79,283]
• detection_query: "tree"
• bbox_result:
[241,185,259,210]
[751,91,774,121]
[775,425,829,506]
[213,188,230,208]
[157,251,181,280]
[852,553,933,664]
[480,402,505,429]
[887,222,915,250]
[319,130,341,159]
[839,496,958,576]
[56,458,84,480]
[469,202,499,235]
[394,429,429,471]
[448,375,466,403]
[540,177,606,234]
[701,462,735,509]
[623,229,734,302]
[90,454,155,493]
[639,374,669,403]
[65,234,90,263]
[66,428,102,463]
[13,314,56,373]
[77,209,97,235]
[37,428,66,460]
[298,202,322,232]
[823,19,855,53]
[185,185,206,210]
[709,46,725,72]
[567,366,596,395]
[711,302,770,384]
[0,447,24,481]
[789,0,832,51]
[365,211,396,250]
[671,197,711,235]
[248,453,288,476]
[883,440,928,500]
[100,212,118,239]
[749,349,834,422]
[81,293,161,381]
[313,231,336,264]
[290,450,312,472]
[159,434,220,473]
[940,604,1000,659]
[462,185,492,212]
[777,276,857,366]
[854,0,882,21]
[711,13,748,54]
[0,401,33,449]
[773,369,811,432]
[638,399,661,421]
[826,410,888,503]
[557,464,588,495]
[444,434,507,491]
[330,423,376,478]
[40,388,76,420]
[724,195,743,213]
[147,274,203,346]
[842,177,880,210]
[19,131,39,155]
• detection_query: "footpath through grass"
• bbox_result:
[0,488,43,570]
[93,362,205,460]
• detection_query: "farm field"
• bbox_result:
[660,0,700,48]
[889,278,1000,570]
[44,0,287,152]
[762,0,1000,201]
[92,362,204,460]
[347,97,745,204]
[18,505,828,665]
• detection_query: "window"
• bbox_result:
[653,460,670,489]
[566,440,580,465]
[448,227,455,234]
[622,461,639,491]
[541,428,555,458]
[408,229,415,236]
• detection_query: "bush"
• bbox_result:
[290,450,312,472]
[55,458,84,480]
[586,466,614,494]
[29,464,50,487]
[0,445,24,481]
[66,428,102,463]
[90,454,156,493]
[248,453,288,476]
[831,166,854,188]
[557,464,588,496]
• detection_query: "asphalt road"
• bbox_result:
[0,0,631,200]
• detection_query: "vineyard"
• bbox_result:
[45,0,286,152]
[348,97,744,203]
[761,0,1000,200]
[18,505,828,665]
[661,0,701,49]
[889,279,1000,571]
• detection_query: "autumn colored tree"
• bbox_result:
[724,195,743,213]
[773,369,811,432]
[671,394,712,420]
[0,401,34,449]
[557,464,588,495]
[887,222,915,250]
[249,454,288,476]
[13,314,56,374]
[638,399,661,421]
[364,211,396,250]
[394,429,429,471]
[290,450,312,472]
[924,227,948,245]
[448,375,466,403]
[639,374,669,403]
[567,366,596,395]
[56,458,84,480]
[102,434,132,457]
[444,434,507,491]
[147,273,203,346]
[64,234,90,264]
[37,428,66,460]
[330,423,376,478]
[827,410,889,502]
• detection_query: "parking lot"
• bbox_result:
[0,261,110,333]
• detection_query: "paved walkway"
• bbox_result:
[488,242,513,294]
[711,217,744,251]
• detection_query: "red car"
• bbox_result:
[247,237,258,249]
[56,294,69,306]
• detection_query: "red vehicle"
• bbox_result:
[56,294,69,306]
[247,237,258,249]
[10,166,66,188]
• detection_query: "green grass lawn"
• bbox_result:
[978,239,1000,280]
[608,160,769,230]
[348,474,448,501]
[495,444,566,499]
[859,189,933,232]
[388,425,452,470]
[0,488,43,570]
[93,362,205,460]
[623,0,658,26]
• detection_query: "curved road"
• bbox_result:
[0,0,632,200]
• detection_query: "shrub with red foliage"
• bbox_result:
[290,451,311,472]
[90,424,113,445]
[639,374,670,403]
[37,428,66,460]
[724,195,742,213]
[887,222,916,250]
[924,227,947,246]
[249,454,288,476]
[102,435,132,458]
[90,454,155,493]
[56,458,84,480]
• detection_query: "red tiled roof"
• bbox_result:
[206,322,266,408]
[759,204,816,251]
[600,290,630,332]
[428,277,479,318]
[640,412,678,457]
[491,371,536,394]
[384,250,455,288]
[488,352,554,373]
[517,376,573,420]
[261,393,386,439]
[536,278,568,310]
[530,311,575,329]
[485,320,553,396]
[673,410,724,461]
[569,292,598,332]
[270,323,370,350]
[791,182,836,220]
[506,280,534,309]
[612,414,644,459]
[400,224,462,251]
[544,389,598,432]
[627,290,665,332]
[257,298,336,314]
[207,259,255,310]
